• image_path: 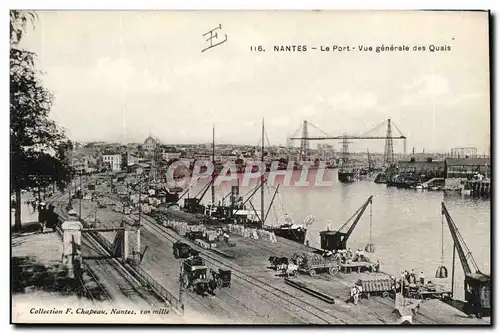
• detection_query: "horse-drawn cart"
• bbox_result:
[291,252,340,277]
[210,268,232,288]
[358,278,394,298]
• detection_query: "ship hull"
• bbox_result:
[338,170,355,183]
[265,227,307,244]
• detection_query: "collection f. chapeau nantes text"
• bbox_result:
[249,43,453,53]
[29,307,170,316]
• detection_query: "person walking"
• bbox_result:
[418,271,426,285]
[46,204,57,232]
[38,202,47,233]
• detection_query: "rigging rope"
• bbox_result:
[369,202,373,244]
[359,119,387,137]
[392,122,406,137]
[338,205,363,233]
[307,121,332,137]
[441,214,445,263]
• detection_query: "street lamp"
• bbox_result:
[78,172,83,219]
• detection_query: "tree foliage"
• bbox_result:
[10,10,74,229]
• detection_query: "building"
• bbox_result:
[127,153,140,166]
[160,146,181,161]
[144,136,157,151]
[445,157,491,179]
[398,158,445,177]
[102,151,122,172]
[129,163,151,175]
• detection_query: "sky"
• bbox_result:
[19,10,491,154]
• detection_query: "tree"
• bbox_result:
[10,10,73,230]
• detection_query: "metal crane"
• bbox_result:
[291,135,406,140]
[290,119,407,166]
[183,178,215,214]
[441,202,491,318]
[320,195,373,251]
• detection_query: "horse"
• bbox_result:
[268,256,289,271]
[283,263,298,278]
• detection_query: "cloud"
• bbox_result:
[401,74,451,106]
[46,57,172,95]
[295,92,379,120]
[400,74,487,109]
[325,92,378,110]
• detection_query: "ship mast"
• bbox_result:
[211,124,215,205]
[261,118,265,227]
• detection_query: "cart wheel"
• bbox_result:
[217,278,223,288]
[441,293,451,301]
[309,269,317,277]
[382,291,389,298]
[329,265,339,276]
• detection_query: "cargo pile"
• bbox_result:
[163,220,189,235]
[195,239,213,249]
[291,252,332,265]
[226,224,277,243]
[257,229,277,243]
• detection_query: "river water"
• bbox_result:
[185,168,490,301]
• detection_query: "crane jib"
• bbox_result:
[441,202,480,276]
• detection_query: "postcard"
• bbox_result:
[10,10,491,325]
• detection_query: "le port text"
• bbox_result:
[248,44,453,53]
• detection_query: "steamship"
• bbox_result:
[263,223,307,244]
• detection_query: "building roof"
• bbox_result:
[160,146,178,153]
[102,150,121,156]
[399,159,444,164]
[130,163,150,168]
[446,158,491,166]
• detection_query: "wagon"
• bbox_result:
[182,256,214,295]
[358,278,394,298]
[291,252,340,277]
[210,268,232,288]
[173,241,192,259]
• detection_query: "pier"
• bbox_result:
[18,175,489,325]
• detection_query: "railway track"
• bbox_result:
[136,212,346,324]
[225,226,439,324]
[67,186,404,323]
[99,192,344,323]
[46,192,113,307]
[48,190,165,309]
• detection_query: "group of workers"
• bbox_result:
[390,269,435,298]
[350,280,364,305]
[36,202,58,233]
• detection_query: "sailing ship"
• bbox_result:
[374,172,387,184]
[262,215,310,244]
[179,121,312,244]
[338,167,355,183]
[256,119,312,244]
[338,136,356,183]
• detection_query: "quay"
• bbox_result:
[12,193,183,323]
[42,180,489,325]
[462,179,491,199]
